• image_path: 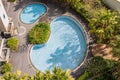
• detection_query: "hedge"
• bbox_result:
[28,22,50,44]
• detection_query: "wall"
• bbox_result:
[104,0,120,11]
[0,0,9,32]
[0,18,6,31]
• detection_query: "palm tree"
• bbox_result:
[89,10,119,43]
[52,67,74,80]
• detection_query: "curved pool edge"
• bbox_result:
[60,15,91,77]
[28,15,90,75]
[58,15,89,72]
[18,2,48,25]
[27,27,51,73]
[49,15,90,75]
[28,44,39,72]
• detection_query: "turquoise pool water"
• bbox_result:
[20,3,46,24]
[30,16,87,72]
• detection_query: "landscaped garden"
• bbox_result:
[1,0,120,80]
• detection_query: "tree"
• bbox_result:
[89,10,118,43]
[1,63,12,74]
[0,67,74,80]
[52,67,74,80]
[78,56,117,80]
[110,35,120,58]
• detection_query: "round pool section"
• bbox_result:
[20,3,47,24]
[30,16,87,73]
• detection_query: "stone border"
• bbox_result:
[59,14,89,73]
[28,45,38,72]
[28,24,51,73]
[18,2,48,25]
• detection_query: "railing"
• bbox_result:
[103,0,120,11]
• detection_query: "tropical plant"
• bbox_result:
[110,35,120,58]
[6,37,19,51]
[0,67,74,80]
[72,0,103,21]
[71,0,120,44]
[77,56,117,80]
[1,63,12,74]
[34,67,74,80]
[28,22,50,44]
[89,10,118,43]
[111,60,120,80]
[72,2,90,20]
[52,67,74,80]
[77,71,89,80]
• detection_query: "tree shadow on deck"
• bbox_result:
[13,0,24,11]
[13,0,31,11]
[46,3,66,20]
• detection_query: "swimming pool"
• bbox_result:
[30,16,87,72]
[20,3,47,24]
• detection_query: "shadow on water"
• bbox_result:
[47,42,84,70]
[32,44,45,50]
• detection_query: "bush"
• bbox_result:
[87,56,115,76]
[7,0,16,2]
[7,37,19,51]
[77,56,117,79]
[110,35,120,58]
[1,63,12,74]
[28,22,50,44]
[72,3,90,21]
[78,71,89,80]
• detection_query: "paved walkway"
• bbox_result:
[6,0,92,78]
[7,0,42,75]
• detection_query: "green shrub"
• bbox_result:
[87,56,115,76]
[7,37,19,51]
[1,63,12,74]
[77,57,117,79]
[72,3,90,21]
[7,0,16,2]
[0,67,74,80]
[110,35,120,58]
[28,22,50,44]
[78,71,89,80]
[71,0,120,44]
